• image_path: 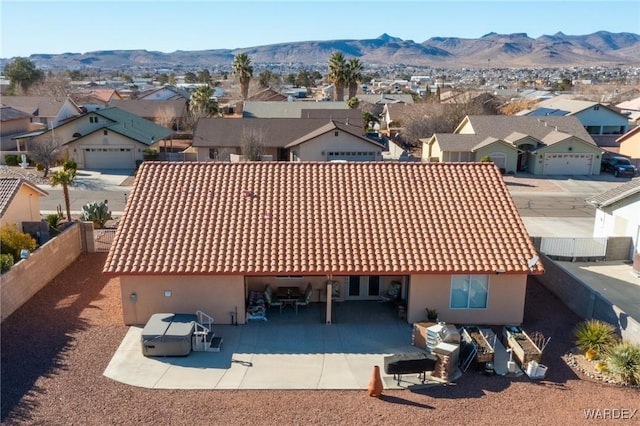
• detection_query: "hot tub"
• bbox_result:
[141,313,197,357]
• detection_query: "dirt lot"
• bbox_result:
[1,253,638,425]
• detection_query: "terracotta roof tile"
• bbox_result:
[104,162,543,276]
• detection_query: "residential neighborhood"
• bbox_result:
[2,27,640,424]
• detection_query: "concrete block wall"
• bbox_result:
[536,254,640,345]
[605,236,632,261]
[1,222,83,322]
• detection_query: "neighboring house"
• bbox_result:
[285,121,385,162]
[381,103,417,129]
[137,85,191,101]
[1,106,34,151]
[109,99,188,131]
[0,178,48,229]
[422,115,603,176]
[0,95,82,128]
[191,118,378,162]
[71,89,123,112]
[523,97,629,150]
[17,107,173,170]
[242,101,349,118]
[247,88,287,102]
[588,178,640,261]
[617,126,640,169]
[616,96,640,124]
[103,161,544,326]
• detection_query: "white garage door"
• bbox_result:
[84,147,134,169]
[543,153,593,175]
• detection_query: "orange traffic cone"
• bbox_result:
[368,365,383,397]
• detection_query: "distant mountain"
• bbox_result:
[5,31,640,71]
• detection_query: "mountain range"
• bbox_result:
[8,31,640,71]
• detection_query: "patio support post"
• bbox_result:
[326,282,332,325]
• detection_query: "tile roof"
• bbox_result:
[104,162,543,276]
[0,178,48,217]
[587,178,640,208]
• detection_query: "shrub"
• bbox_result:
[606,342,640,386]
[36,163,45,172]
[62,159,77,172]
[0,253,14,274]
[5,155,19,166]
[0,224,37,261]
[143,148,159,161]
[574,319,618,354]
[46,210,63,235]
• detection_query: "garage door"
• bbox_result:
[543,153,593,175]
[84,147,134,169]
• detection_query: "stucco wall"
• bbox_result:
[120,275,246,325]
[407,274,527,325]
[474,144,518,173]
[620,132,640,159]
[1,222,83,322]
[65,131,144,168]
[1,185,44,227]
[528,137,602,175]
[294,131,382,161]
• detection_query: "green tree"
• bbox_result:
[189,85,220,117]
[49,169,76,221]
[295,69,312,88]
[4,57,45,94]
[68,70,86,81]
[328,52,347,101]
[184,72,197,83]
[233,53,254,100]
[168,73,177,85]
[197,69,211,83]
[258,70,275,88]
[156,73,169,85]
[346,97,360,109]
[284,73,296,86]
[362,111,379,130]
[346,58,363,99]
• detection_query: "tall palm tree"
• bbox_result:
[190,85,220,117]
[327,52,347,101]
[232,53,253,100]
[346,58,363,99]
[49,169,76,221]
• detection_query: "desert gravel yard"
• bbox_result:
[1,253,638,425]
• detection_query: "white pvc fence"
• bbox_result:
[539,237,607,258]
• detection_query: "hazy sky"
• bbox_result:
[1,0,639,58]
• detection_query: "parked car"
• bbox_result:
[601,156,638,177]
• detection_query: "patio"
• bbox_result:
[103,301,456,390]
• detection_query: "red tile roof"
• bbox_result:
[104,162,543,276]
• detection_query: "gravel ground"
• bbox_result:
[1,253,639,425]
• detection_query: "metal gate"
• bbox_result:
[539,237,607,259]
[94,229,116,252]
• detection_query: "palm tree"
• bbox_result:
[328,52,347,101]
[346,58,363,99]
[190,85,220,117]
[49,169,76,221]
[232,53,253,100]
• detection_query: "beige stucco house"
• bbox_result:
[0,178,48,229]
[192,118,383,162]
[104,161,544,327]
[617,126,640,168]
[422,115,603,175]
[18,107,173,170]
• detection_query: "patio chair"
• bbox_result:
[295,283,313,314]
[380,281,401,303]
[264,285,283,314]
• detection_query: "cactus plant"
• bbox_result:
[81,200,112,229]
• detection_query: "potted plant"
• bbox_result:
[426,308,438,322]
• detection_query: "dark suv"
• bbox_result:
[601,156,638,177]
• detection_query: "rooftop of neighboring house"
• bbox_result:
[103,161,542,276]
[0,95,80,118]
[587,177,640,208]
[109,99,188,119]
[242,101,349,118]
[192,117,363,148]
[0,178,48,217]
[0,105,32,122]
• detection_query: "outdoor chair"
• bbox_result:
[295,283,313,314]
[380,281,401,303]
[264,284,283,314]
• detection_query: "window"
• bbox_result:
[103,130,108,135]
[209,148,219,160]
[450,275,488,309]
